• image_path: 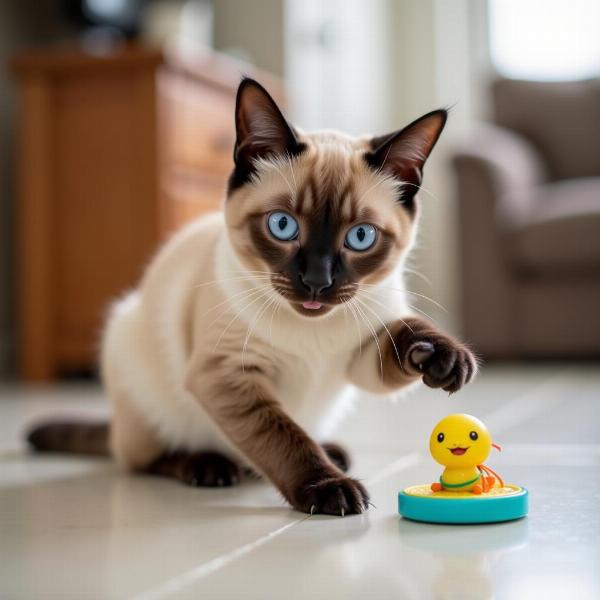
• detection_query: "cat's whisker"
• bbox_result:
[355,287,415,335]
[228,270,274,274]
[242,292,277,372]
[194,275,272,289]
[351,298,383,380]
[404,290,447,313]
[402,266,432,286]
[213,286,273,352]
[340,297,350,331]
[270,161,295,197]
[379,141,394,171]
[354,296,401,370]
[406,302,442,328]
[199,284,272,320]
[356,143,395,205]
[357,174,387,205]
[286,153,298,194]
[354,298,383,380]
[343,298,363,356]
[358,282,447,313]
[400,180,441,204]
[268,292,284,349]
[205,286,269,332]
[193,269,278,287]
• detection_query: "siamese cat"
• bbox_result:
[28,79,477,515]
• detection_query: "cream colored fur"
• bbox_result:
[101,130,418,473]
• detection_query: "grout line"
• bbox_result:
[130,451,422,600]
[366,451,422,486]
[130,517,309,600]
[502,443,600,452]
[482,367,574,435]
[123,367,579,599]
[496,443,600,466]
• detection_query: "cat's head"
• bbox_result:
[224,78,446,318]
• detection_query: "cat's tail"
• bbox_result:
[26,420,110,456]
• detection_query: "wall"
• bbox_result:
[387,0,490,334]
[213,0,285,76]
[284,0,490,335]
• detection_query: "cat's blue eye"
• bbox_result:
[267,212,299,241]
[345,224,377,251]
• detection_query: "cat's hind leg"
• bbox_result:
[321,442,351,473]
[108,386,165,471]
[110,388,241,487]
[147,451,241,487]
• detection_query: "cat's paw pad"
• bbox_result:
[408,338,477,393]
[180,452,240,487]
[294,475,369,516]
[321,442,351,472]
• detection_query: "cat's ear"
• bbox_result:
[365,109,447,205]
[232,78,303,187]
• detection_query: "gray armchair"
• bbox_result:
[453,78,600,358]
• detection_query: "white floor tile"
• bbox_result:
[1,364,599,599]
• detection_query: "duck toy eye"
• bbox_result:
[398,413,529,524]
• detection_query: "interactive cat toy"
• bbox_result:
[398,414,528,523]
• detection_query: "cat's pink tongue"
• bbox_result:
[302,301,322,310]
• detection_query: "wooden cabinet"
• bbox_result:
[11,45,280,380]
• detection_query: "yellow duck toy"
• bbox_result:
[429,414,504,495]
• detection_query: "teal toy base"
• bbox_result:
[398,487,528,524]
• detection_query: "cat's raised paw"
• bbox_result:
[179,452,241,487]
[408,337,477,394]
[293,474,369,516]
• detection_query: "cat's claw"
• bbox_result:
[294,474,370,516]
[409,341,435,368]
[408,338,477,394]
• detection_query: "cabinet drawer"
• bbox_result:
[161,165,227,234]
[159,71,235,176]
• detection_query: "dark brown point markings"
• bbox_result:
[247,215,293,270]
[349,234,394,278]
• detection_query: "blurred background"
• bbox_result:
[1,0,599,381]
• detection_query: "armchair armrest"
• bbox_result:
[452,124,548,225]
[451,124,548,357]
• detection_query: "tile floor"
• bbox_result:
[1,364,599,599]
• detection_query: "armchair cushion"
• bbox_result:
[509,178,600,274]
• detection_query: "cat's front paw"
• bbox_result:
[292,473,369,516]
[407,336,477,393]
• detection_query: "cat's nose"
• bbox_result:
[300,273,333,297]
[300,257,333,297]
